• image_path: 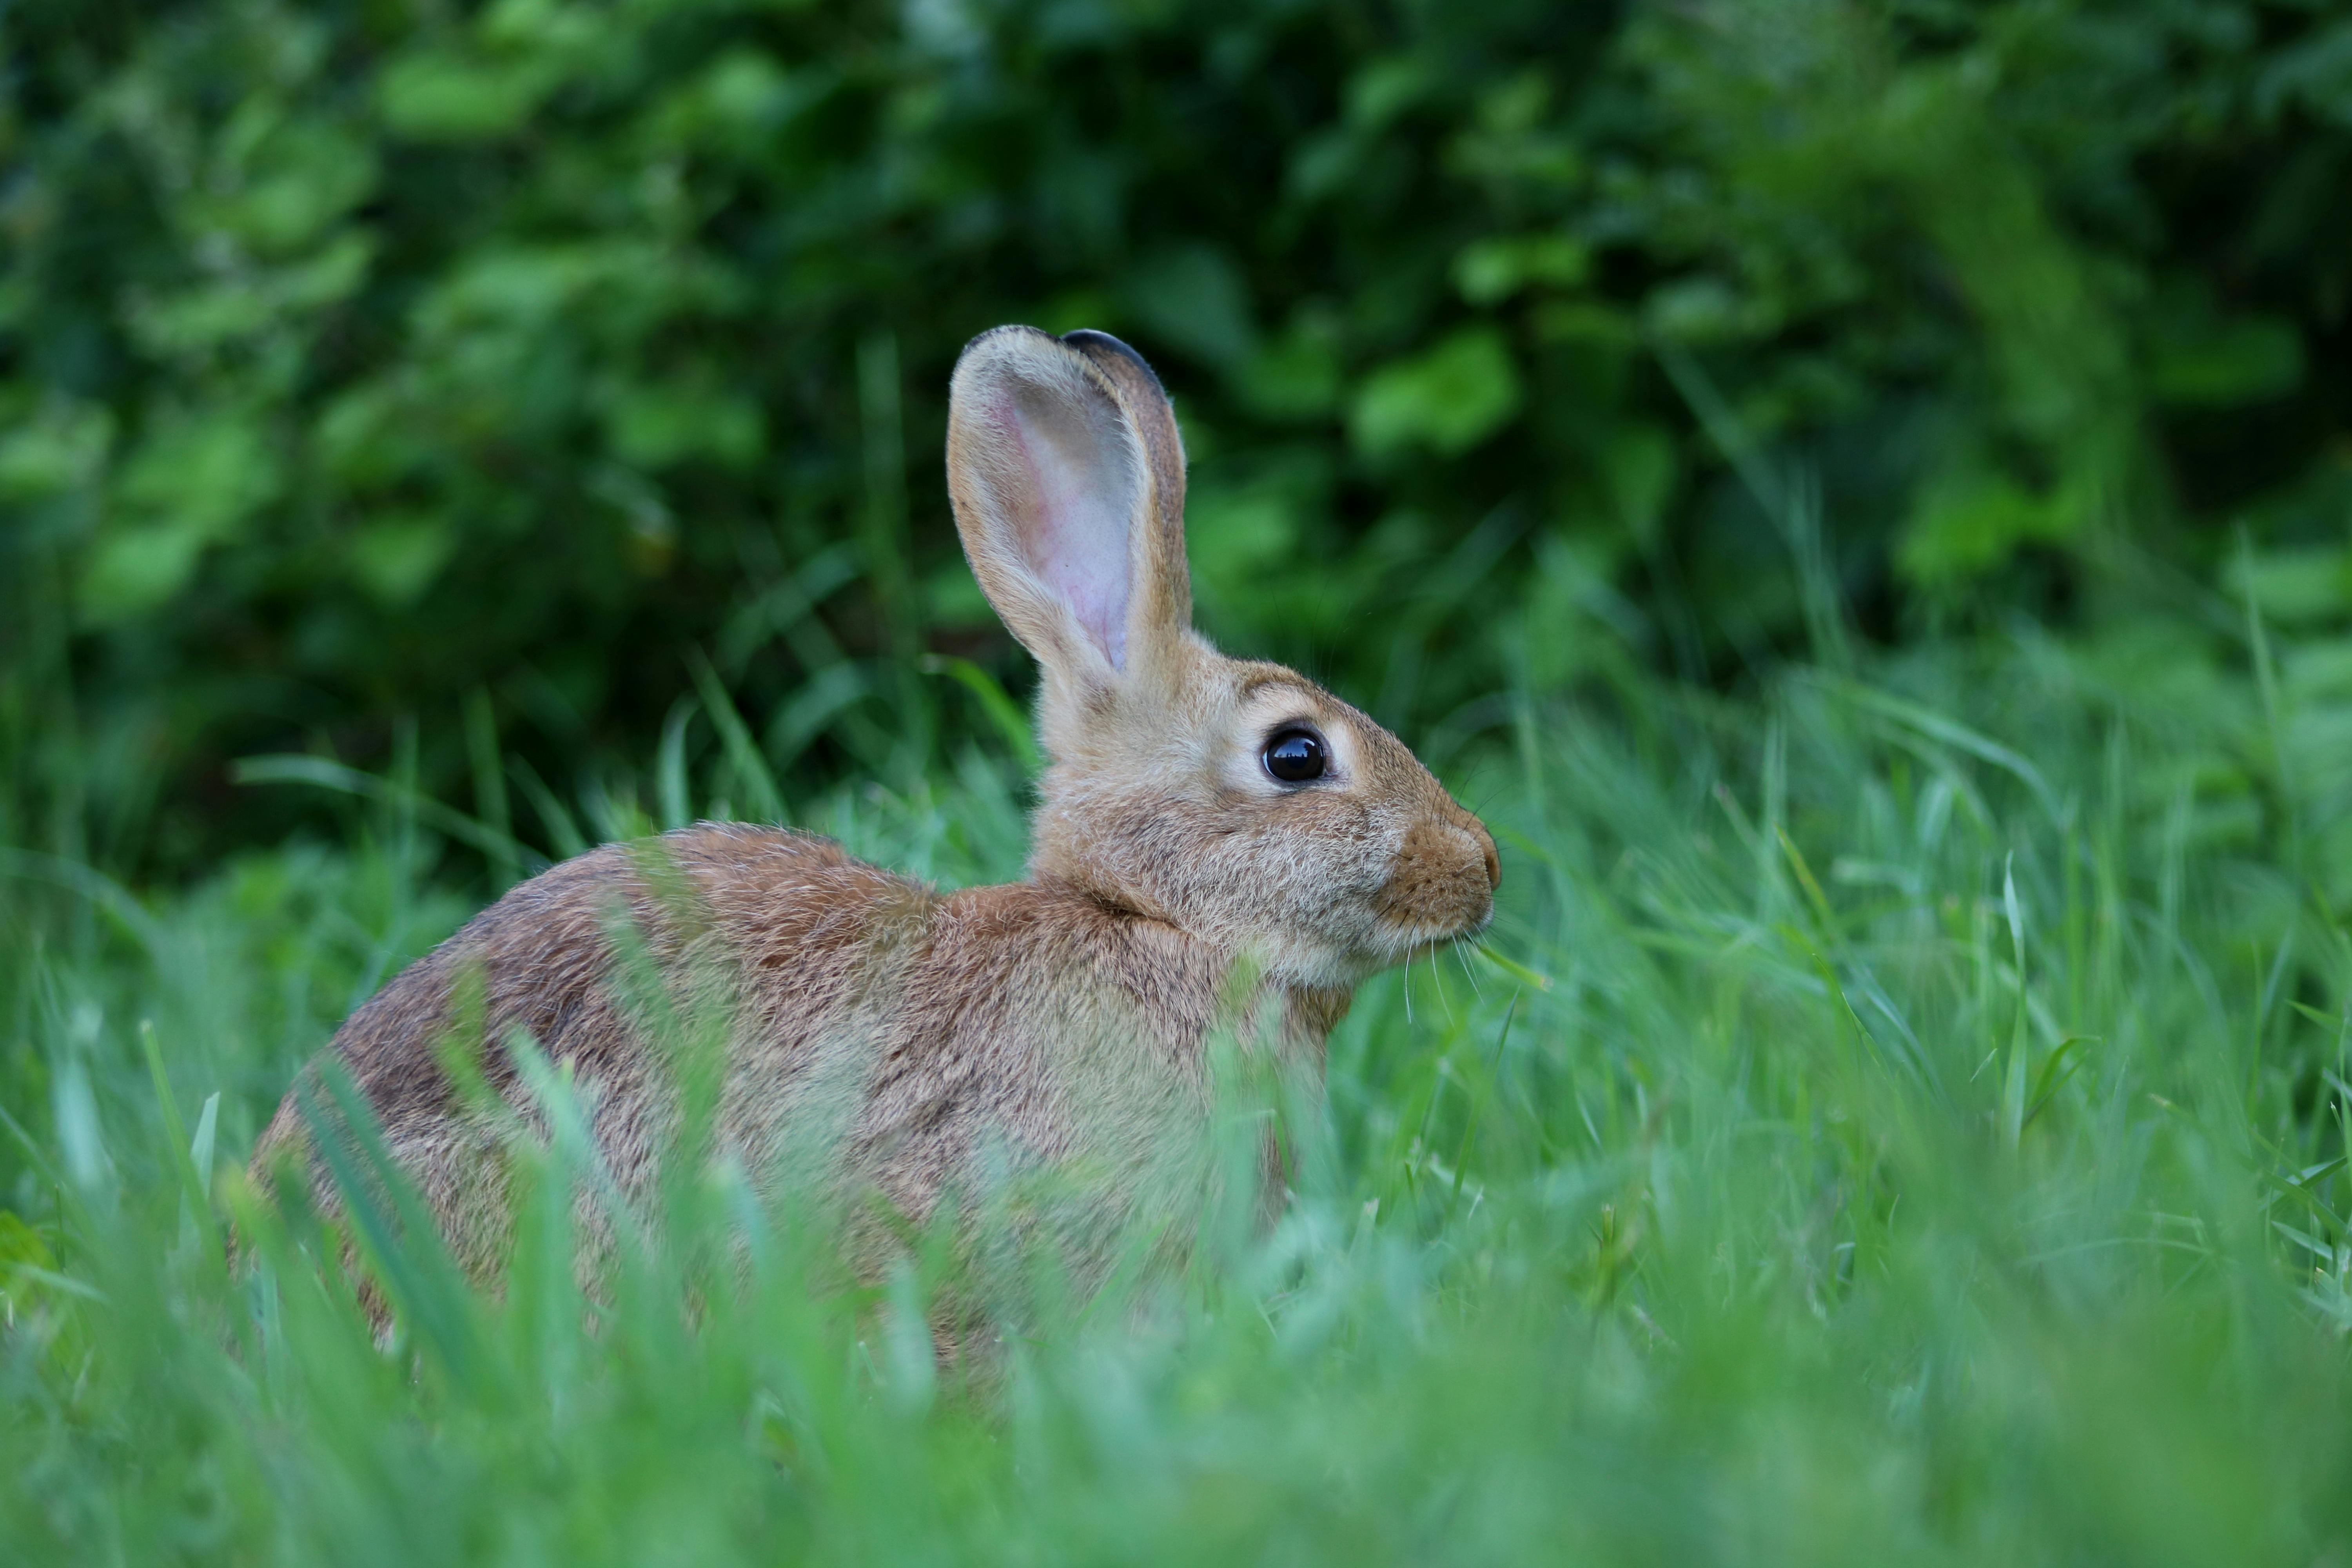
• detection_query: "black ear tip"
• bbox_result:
[1059,329,1166,395]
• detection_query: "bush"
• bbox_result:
[4,0,2350,877]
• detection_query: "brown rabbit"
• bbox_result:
[250,325,1498,1290]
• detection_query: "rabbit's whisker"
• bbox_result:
[1455,941,1485,1003]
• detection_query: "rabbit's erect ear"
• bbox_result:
[946,326,1190,691]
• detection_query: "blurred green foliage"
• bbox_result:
[5,0,2352,873]
[15,8,2352,1553]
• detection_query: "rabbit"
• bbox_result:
[248,325,1500,1299]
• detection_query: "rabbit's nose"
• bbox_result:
[1374,815,1495,935]
[1448,802,1500,891]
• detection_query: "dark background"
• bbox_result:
[6,0,2349,880]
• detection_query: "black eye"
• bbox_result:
[1263,728,1328,784]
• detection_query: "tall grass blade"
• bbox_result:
[687,649,788,826]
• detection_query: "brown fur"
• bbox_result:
[251,326,1498,1298]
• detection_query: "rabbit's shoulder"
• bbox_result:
[892,879,1223,1062]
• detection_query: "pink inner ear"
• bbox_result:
[1002,380,1137,671]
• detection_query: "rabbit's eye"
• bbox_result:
[1263,728,1328,784]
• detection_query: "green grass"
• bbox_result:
[7,618,2352,1566]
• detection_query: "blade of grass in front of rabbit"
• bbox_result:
[1449,990,1517,1218]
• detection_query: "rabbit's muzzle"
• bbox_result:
[1372,811,1500,947]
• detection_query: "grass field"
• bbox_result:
[6,605,2352,1565]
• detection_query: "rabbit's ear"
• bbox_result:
[946,327,1190,693]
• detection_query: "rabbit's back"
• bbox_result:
[251,824,1249,1272]
[250,825,932,1266]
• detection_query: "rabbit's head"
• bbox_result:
[947,327,1498,989]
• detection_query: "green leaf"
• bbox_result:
[98,415,282,588]
[205,122,378,252]
[77,523,213,624]
[1896,461,2075,586]
[922,657,1038,773]
[231,754,545,870]
[1236,326,1341,421]
[2150,316,2303,407]
[1122,245,1258,369]
[0,1210,56,1279]
[686,650,788,826]
[1188,485,1301,600]
[1476,944,1555,993]
[2023,1036,2097,1131]
[0,402,112,499]
[2225,548,2351,626]
[379,51,559,141]
[1452,234,1590,305]
[348,514,458,606]
[601,381,766,471]
[1350,327,1523,459]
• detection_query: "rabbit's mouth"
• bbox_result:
[1368,818,1498,957]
